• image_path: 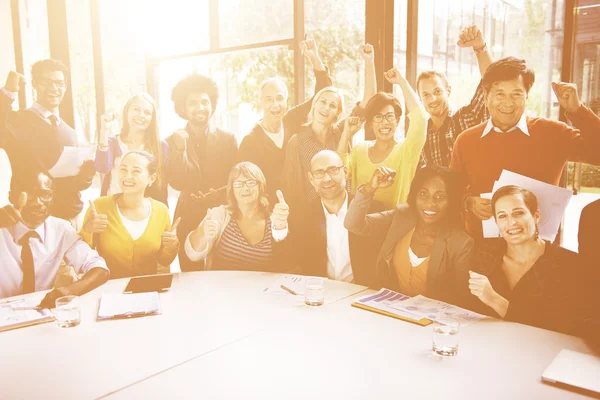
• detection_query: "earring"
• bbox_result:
[534,224,540,241]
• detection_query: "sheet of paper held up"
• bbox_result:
[482,170,573,241]
[393,295,487,326]
[481,192,500,238]
[97,292,161,319]
[48,146,95,178]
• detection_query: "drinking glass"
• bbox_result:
[304,278,325,306]
[432,319,459,356]
[55,295,81,328]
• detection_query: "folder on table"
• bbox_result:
[97,292,162,321]
[0,300,55,332]
[352,288,432,327]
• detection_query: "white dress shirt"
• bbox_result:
[481,113,529,137]
[322,193,353,282]
[0,217,108,299]
[31,102,62,127]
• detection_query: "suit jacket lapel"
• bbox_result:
[426,227,451,293]
[377,207,417,289]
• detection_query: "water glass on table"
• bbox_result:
[432,319,459,356]
[55,295,81,328]
[304,278,325,306]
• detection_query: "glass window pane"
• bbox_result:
[155,45,295,143]
[304,0,366,114]
[19,0,50,106]
[98,0,147,116]
[218,0,294,48]
[0,0,14,206]
[66,0,96,144]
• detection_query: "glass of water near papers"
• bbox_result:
[432,319,459,357]
[304,278,325,306]
[55,295,81,328]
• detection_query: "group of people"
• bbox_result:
[0,26,598,342]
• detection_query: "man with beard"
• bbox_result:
[0,60,96,226]
[417,25,492,167]
[239,37,331,203]
[0,171,109,307]
[167,74,238,271]
[288,150,377,286]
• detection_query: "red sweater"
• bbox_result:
[450,105,600,238]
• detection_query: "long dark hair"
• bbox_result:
[119,93,164,190]
[406,165,464,227]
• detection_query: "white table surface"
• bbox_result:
[1,272,595,400]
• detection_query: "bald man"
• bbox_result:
[288,150,379,286]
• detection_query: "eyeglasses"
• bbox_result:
[311,165,344,179]
[38,79,67,90]
[28,190,54,203]
[372,113,396,123]
[232,180,258,189]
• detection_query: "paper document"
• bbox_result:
[482,170,573,241]
[48,146,95,178]
[480,192,500,238]
[263,275,326,296]
[395,295,487,326]
[353,289,424,321]
[0,300,54,332]
[97,292,161,320]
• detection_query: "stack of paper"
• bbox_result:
[0,300,55,332]
[97,292,161,321]
[263,275,326,296]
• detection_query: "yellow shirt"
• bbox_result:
[346,107,427,208]
[392,228,430,297]
[80,195,178,279]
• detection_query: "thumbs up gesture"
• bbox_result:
[203,209,220,241]
[83,200,108,233]
[552,82,581,113]
[161,217,180,251]
[271,190,290,230]
[0,192,27,228]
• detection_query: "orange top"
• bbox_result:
[392,228,430,297]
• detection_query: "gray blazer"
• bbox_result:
[344,191,474,304]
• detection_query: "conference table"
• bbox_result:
[0,271,596,399]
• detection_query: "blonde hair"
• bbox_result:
[304,86,344,127]
[227,162,270,219]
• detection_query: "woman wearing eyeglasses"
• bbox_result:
[185,162,291,272]
[345,165,472,304]
[338,67,427,209]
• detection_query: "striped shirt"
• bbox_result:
[211,218,275,272]
[421,81,489,167]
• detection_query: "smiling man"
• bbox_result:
[450,57,600,238]
[166,74,238,271]
[0,60,96,226]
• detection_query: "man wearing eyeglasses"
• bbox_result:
[0,171,109,306]
[288,150,377,286]
[0,59,96,227]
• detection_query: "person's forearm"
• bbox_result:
[65,268,109,296]
[475,47,493,76]
[360,60,376,108]
[395,75,421,114]
[307,52,326,71]
[489,293,509,318]
[336,132,351,155]
[158,246,179,266]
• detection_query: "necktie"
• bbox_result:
[48,114,58,127]
[18,231,37,294]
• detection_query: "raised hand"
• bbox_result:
[469,271,500,309]
[299,37,319,59]
[161,217,180,251]
[83,200,108,233]
[172,129,189,152]
[362,167,396,194]
[271,190,290,230]
[203,209,220,241]
[457,25,485,50]
[5,71,26,92]
[359,43,375,62]
[384,67,404,85]
[99,113,117,148]
[465,196,493,220]
[343,116,364,138]
[0,192,27,228]
[552,82,581,113]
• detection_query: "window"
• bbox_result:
[218,0,294,48]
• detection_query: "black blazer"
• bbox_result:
[288,194,381,287]
[166,124,238,271]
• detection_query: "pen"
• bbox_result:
[280,285,298,295]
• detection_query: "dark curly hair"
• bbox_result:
[482,56,535,94]
[31,59,69,82]
[171,74,219,120]
[406,165,465,227]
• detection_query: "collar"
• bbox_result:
[321,191,348,217]
[481,114,529,138]
[31,102,61,126]
[186,122,214,137]
[12,220,46,244]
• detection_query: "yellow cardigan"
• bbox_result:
[80,195,178,279]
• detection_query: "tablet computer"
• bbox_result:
[124,274,173,294]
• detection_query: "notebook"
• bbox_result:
[97,292,162,321]
[542,349,600,394]
[0,300,55,332]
